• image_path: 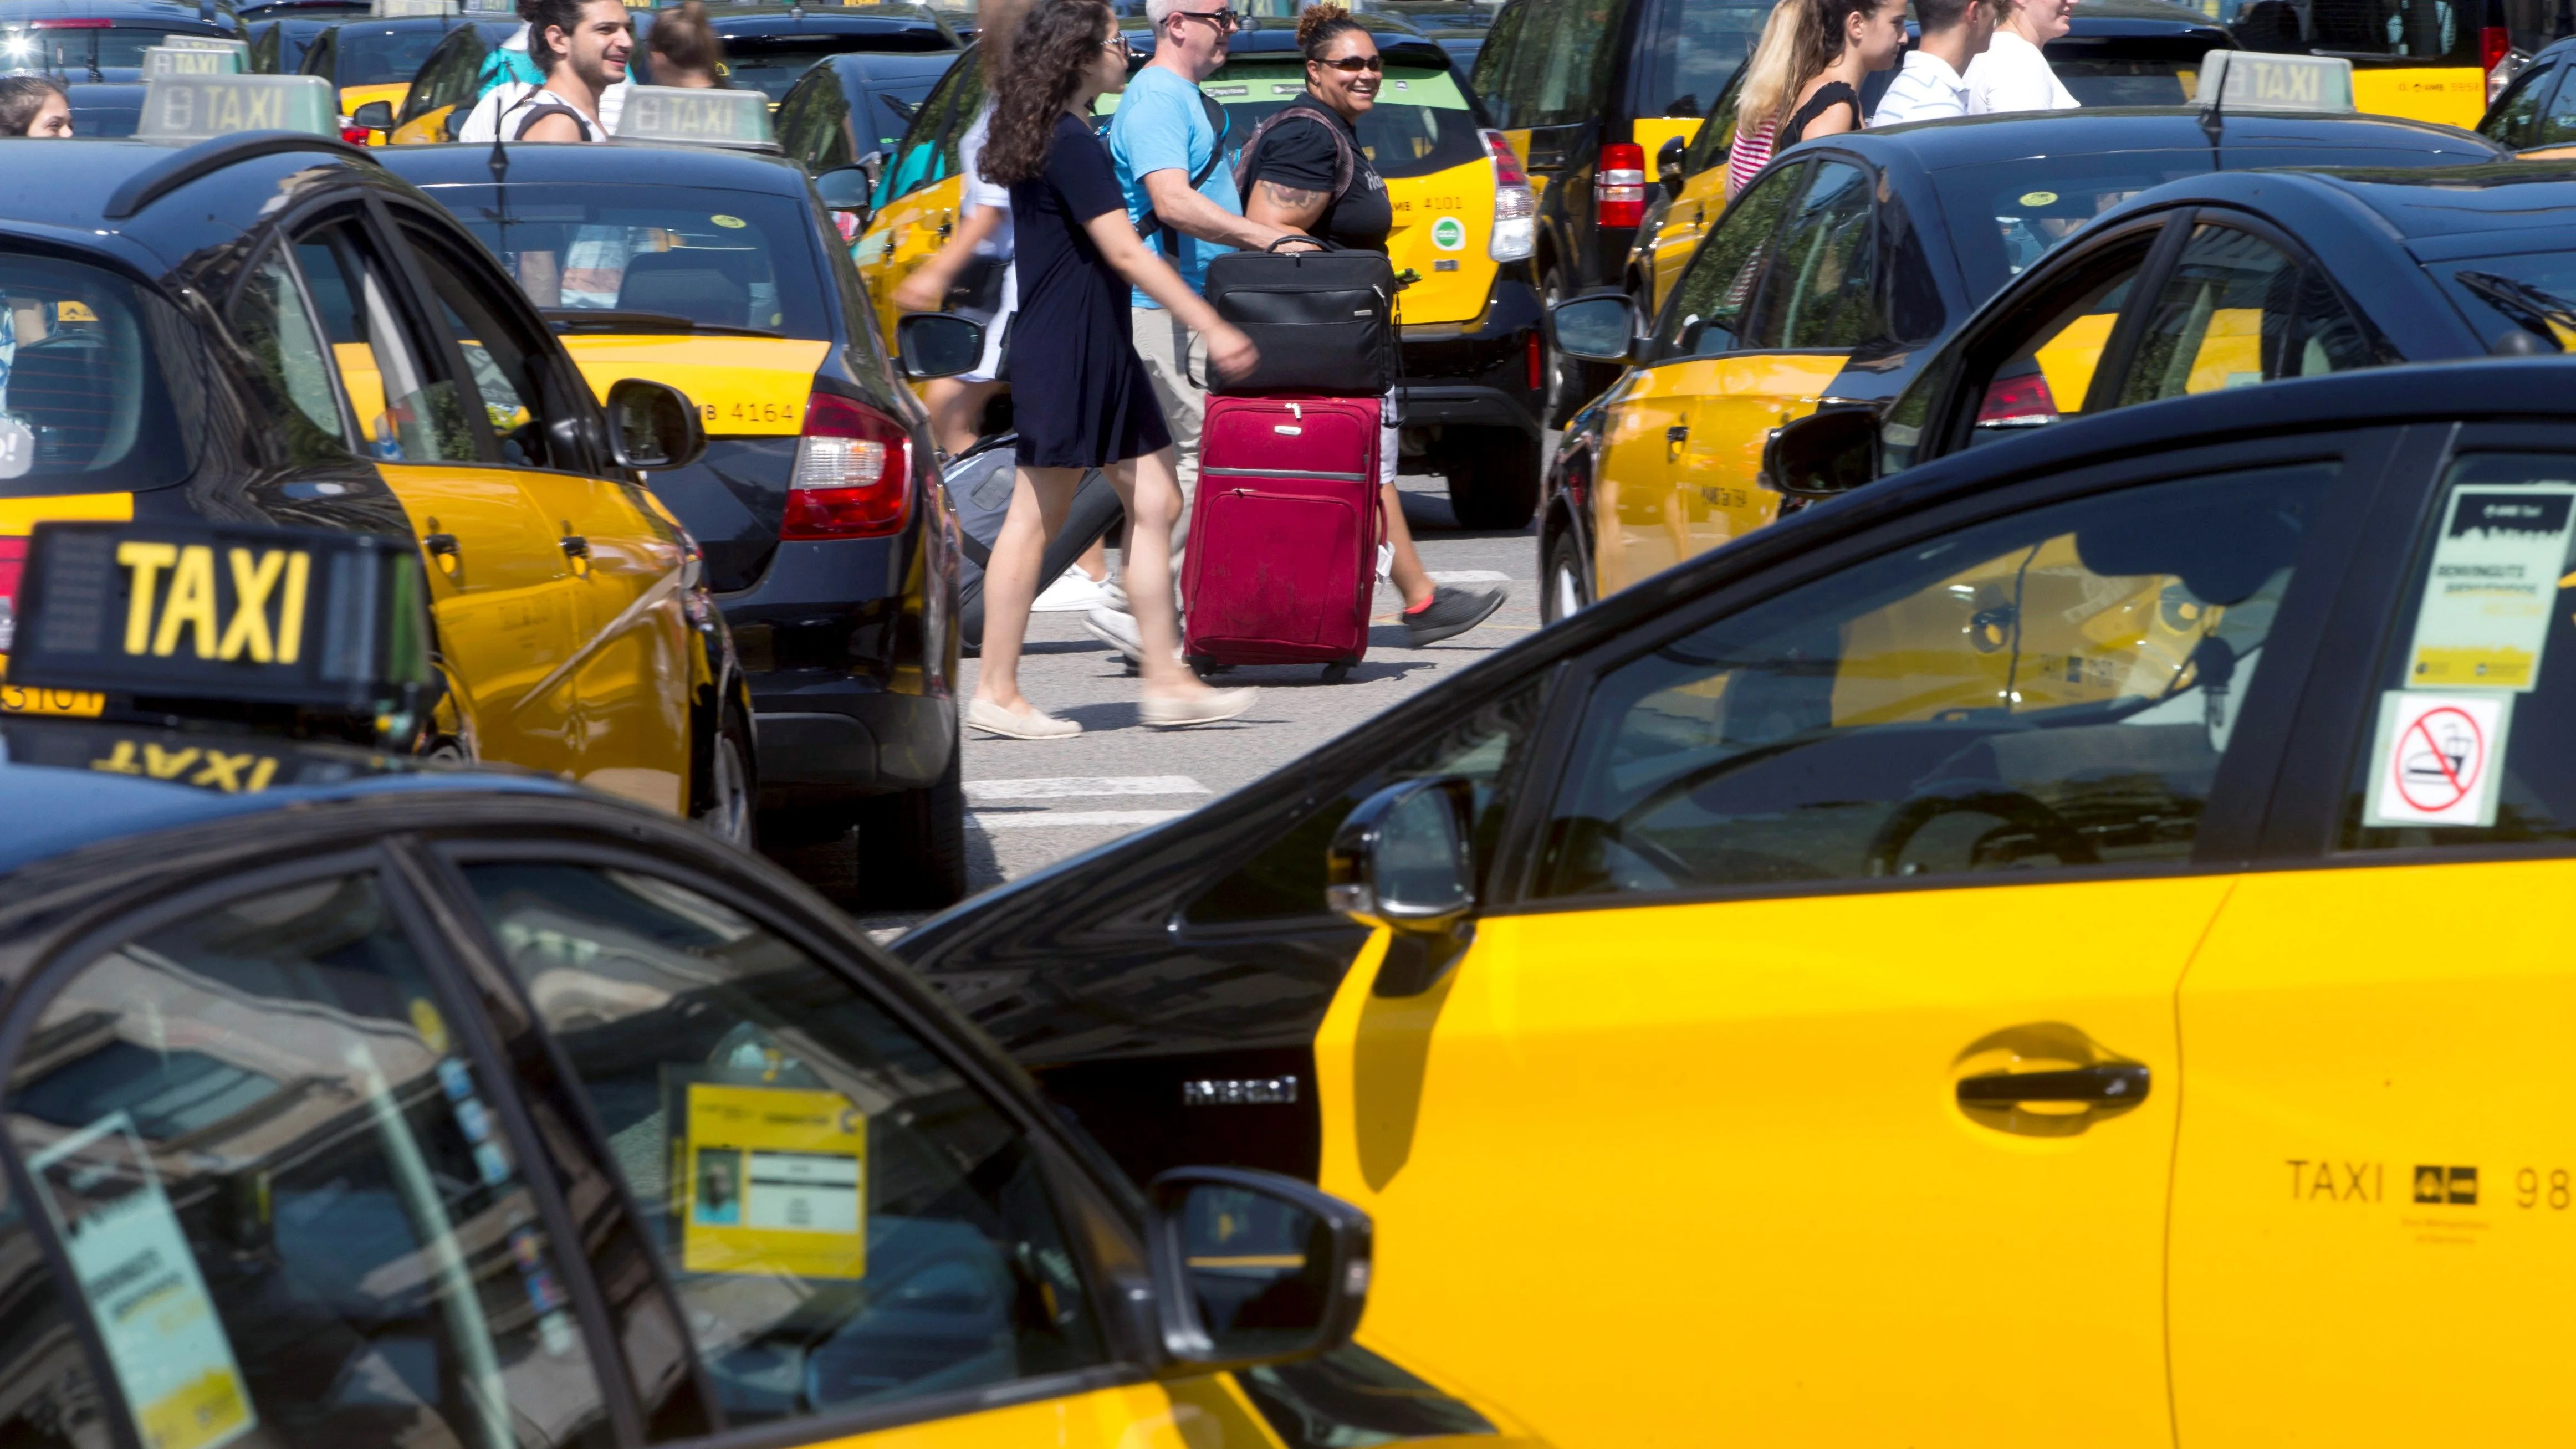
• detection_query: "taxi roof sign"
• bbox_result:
[372,0,460,15]
[9,521,433,715]
[137,74,336,140]
[159,35,251,55]
[142,45,244,77]
[613,85,776,150]
[2195,50,2355,114]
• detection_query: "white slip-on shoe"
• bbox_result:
[1031,570,1111,613]
[967,696,1080,739]
[1140,687,1258,728]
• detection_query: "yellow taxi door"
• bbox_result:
[2168,450,2576,1442]
[855,59,979,343]
[1318,457,2346,1449]
[293,219,587,775]
[1646,161,1724,314]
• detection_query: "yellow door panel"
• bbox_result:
[2032,309,2116,409]
[1647,166,1726,318]
[1588,362,1696,598]
[334,340,389,446]
[852,173,963,360]
[376,462,582,777]
[339,81,408,144]
[1676,349,1839,539]
[2181,306,2265,395]
[1317,875,2224,1449]
[2352,64,2487,129]
[2170,860,2576,1443]
[1632,116,1701,181]
[389,102,455,145]
[832,1375,1282,1449]
[508,469,692,813]
[1383,158,1501,326]
[558,335,831,436]
[0,491,132,719]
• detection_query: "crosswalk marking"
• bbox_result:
[965,775,1210,802]
[968,809,1192,830]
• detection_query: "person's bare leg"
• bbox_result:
[1109,449,1222,699]
[1073,536,1108,583]
[924,377,1003,457]
[974,464,1079,713]
[1382,483,1436,611]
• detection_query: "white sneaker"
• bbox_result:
[1031,570,1112,613]
[967,696,1080,739]
[1082,605,1180,664]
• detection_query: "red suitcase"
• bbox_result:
[1183,394,1381,680]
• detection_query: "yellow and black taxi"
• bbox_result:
[0,72,757,841]
[0,517,1541,1449]
[1784,126,2576,488]
[1635,0,2238,319]
[1533,55,2504,621]
[298,0,514,141]
[0,0,242,79]
[2207,0,2514,125]
[382,3,561,145]
[773,47,975,193]
[853,17,1551,528]
[379,90,970,908]
[899,350,2576,1445]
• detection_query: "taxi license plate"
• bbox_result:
[0,680,106,718]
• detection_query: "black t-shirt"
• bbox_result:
[1242,94,1393,252]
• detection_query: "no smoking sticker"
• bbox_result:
[2364,690,2511,827]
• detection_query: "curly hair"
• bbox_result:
[980,0,1114,186]
[519,0,614,71]
[0,74,65,136]
[1295,2,1366,57]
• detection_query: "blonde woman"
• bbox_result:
[1726,0,1907,197]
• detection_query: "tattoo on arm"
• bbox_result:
[1259,179,1327,217]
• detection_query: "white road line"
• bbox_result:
[968,810,1192,830]
[1428,570,1514,583]
[965,775,1210,801]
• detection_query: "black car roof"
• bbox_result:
[2250,160,2576,244]
[378,137,820,192]
[0,135,372,242]
[1827,107,2507,171]
[704,2,959,43]
[0,0,234,25]
[1118,14,1455,69]
[817,47,956,82]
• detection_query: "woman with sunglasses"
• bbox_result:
[1238,3,1506,645]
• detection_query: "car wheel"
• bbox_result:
[856,724,967,909]
[1542,527,1590,625]
[1446,428,1541,531]
[691,707,757,850]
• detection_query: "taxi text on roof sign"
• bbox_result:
[142,45,244,78]
[159,35,251,57]
[614,85,775,149]
[137,74,336,140]
[372,0,459,16]
[2196,49,2356,113]
[8,521,432,714]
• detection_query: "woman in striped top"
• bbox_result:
[1725,0,1907,197]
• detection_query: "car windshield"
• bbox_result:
[427,184,830,339]
[331,21,453,85]
[1095,63,1484,180]
[3,24,208,75]
[865,80,935,149]
[0,252,200,495]
[2427,250,2576,351]
[2210,0,2476,64]
[724,35,948,101]
[2049,54,2204,106]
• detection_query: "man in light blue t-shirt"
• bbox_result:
[1096,0,1286,649]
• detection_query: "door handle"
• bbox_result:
[559,535,590,560]
[422,531,459,557]
[1665,424,1689,443]
[1956,1062,2149,1107]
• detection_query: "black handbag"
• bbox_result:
[1202,237,1396,396]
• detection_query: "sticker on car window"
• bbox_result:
[2404,483,2576,690]
[710,214,747,229]
[32,1112,259,1449]
[681,1082,867,1279]
[2363,689,2512,828]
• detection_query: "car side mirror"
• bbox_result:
[1762,405,1879,498]
[350,100,394,130]
[1656,133,1687,191]
[1547,289,1636,364]
[1148,1167,1371,1374]
[816,161,873,216]
[605,378,707,471]
[895,311,987,380]
[1327,777,1476,996]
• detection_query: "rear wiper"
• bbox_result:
[2454,270,2576,352]
[540,308,782,338]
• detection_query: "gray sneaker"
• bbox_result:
[1402,584,1506,646]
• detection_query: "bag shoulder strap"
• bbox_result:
[509,96,595,141]
[1158,88,1233,390]
[1236,105,1355,208]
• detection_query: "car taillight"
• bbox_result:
[782,393,912,540]
[341,125,374,144]
[1597,141,1647,230]
[1526,331,1543,391]
[2483,24,2512,70]
[1481,127,1536,263]
[1976,372,2059,427]
[0,536,21,653]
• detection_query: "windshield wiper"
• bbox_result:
[2454,270,2576,352]
[540,308,781,339]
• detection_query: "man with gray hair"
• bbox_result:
[1092,0,1289,659]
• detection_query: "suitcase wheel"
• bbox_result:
[1190,657,1233,677]
[1321,661,1355,684]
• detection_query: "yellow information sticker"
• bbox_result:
[682,1083,867,1279]
[711,214,747,229]
[2019,191,2059,208]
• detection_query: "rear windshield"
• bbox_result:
[426,184,831,340]
[11,25,210,74]
[865,80,936,151]
[2427,250,2576,351]
[0,253,199,494]
[724,35,950,101]
[1095,64,1486,180]
[2048,54,2204,106]
[330,21,454,86]
[1933,144,2480,297]
[2212,0,2478,65]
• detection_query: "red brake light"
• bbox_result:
[1526,331,1543,392]
[1597,141,1647,229]
[0,536,22,653]
[340,125,374,144]
[1976,372,2059,426]
[1483,129,1529,189]
[781,393,912,540]
[2482,23,2511,71]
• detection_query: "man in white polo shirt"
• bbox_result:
[1873,0,1997,125]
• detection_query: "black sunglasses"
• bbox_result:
[1316,53,1383,71]
[1172,8,1243,29]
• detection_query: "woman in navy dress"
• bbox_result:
[969,0,1258,738]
